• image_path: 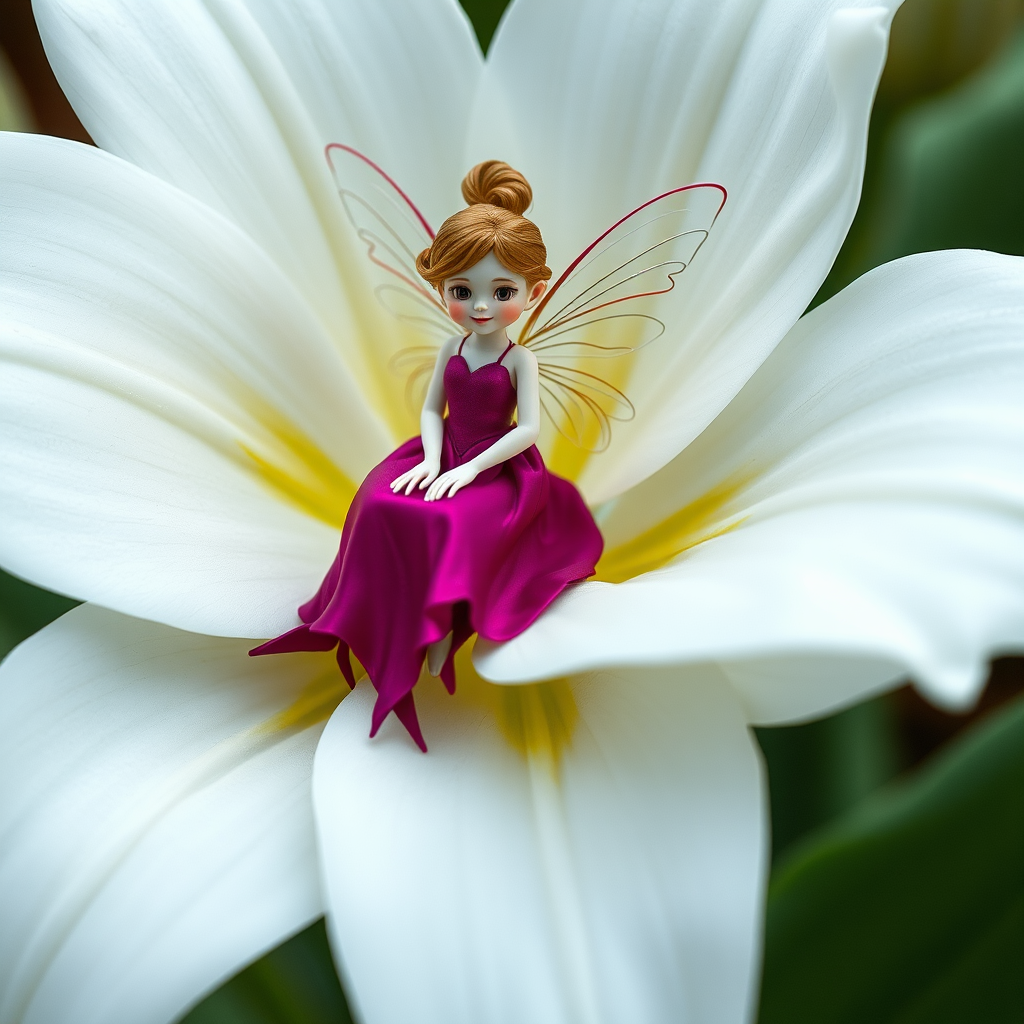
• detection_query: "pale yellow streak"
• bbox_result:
[596,473,753,583]
[455,644,578,769]
[331,257,432,442]
[540,321,642,485]
[230,388,358,529]
[261,662,362,734]
[542,417,592,485]
[458,654,600,1020]
[2,330,360,531]
[259,634,579,768]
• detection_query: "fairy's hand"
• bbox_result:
[425,463,479,501]
[390,459,439,495]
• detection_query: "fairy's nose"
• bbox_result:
[474,297,488,311]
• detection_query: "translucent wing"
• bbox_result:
[519,184,726,451]
[537,364,634,453]
[389,344,444,414]
[326,144,455,406]
[519,184,726,356]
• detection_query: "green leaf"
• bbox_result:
[179,920,353,1024]
[819,25,1024,304]
[0,570,77,661]
[756,695,903,861]
[872,26,1024,263]
[457,0,511,53]
[758,696,1024,1024]
[0,50,34,133]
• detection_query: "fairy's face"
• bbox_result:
[443,251,546,338]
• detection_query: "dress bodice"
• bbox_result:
[443,342,517,457]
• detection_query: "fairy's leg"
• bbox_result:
[426,632,453,677]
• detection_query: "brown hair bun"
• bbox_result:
[461,160,532,216]
[416,161,551,290]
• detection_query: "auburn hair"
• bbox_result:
[416,161,552,290]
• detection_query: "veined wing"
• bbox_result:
[518,184,726,359]
[520,184,725,451]
[538,364,634,453]
[389,345,442,416]
[326,143,456,346]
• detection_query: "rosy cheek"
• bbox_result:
[447,301,466,322]
[501,302,525,325]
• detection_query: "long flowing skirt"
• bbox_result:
[252,428,603,749]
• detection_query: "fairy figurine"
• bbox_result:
[252,152,726,751]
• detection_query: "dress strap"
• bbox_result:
[457,333,470,355]
[497,341,515,365]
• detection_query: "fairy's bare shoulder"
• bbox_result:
[438,334,464,361]
[503,342,535,390]
[508,342,537,373]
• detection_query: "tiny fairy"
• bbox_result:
[251,161,605,750]
[252,150,725,749]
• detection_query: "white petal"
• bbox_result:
[477,251,1024,720]
[34,0,481,405]
[480,0,897,498]
[0,604,339,1024]
[315,668,765,1024]
[235,0,481,223]
[1,132,390,636]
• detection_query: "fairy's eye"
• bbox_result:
[449,285,471,301]
[495,286,517,302]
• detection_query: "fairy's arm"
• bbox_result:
[391,337,459,494]
[418,337,456,464]
[425,346,540,501]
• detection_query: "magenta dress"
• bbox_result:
[251,340,603,750]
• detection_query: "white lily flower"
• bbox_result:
[1,0,1022,1021]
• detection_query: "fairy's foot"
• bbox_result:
[426,632,453,677]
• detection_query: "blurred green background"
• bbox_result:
[1,0,1021,1021]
